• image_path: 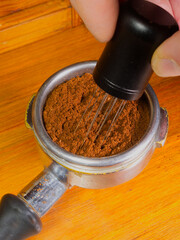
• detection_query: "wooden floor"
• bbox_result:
[0,25,180,240]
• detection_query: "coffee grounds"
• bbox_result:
[43,73,150,157]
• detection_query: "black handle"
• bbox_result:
[0,194,42,240]
[93,0,179,100]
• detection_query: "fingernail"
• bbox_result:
[153,58,180,77]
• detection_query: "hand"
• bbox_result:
[70,0,180,77]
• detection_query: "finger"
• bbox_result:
[151,31,180,77]
[70,0,119,42]
[147,0,173,15]
[170,0,180,26]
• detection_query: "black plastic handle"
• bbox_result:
[93,0,179,100]
[0,194,42,240]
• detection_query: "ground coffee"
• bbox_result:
[43,73,150,157]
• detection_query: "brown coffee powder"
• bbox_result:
[43,73,150,157]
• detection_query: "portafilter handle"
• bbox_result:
[0,194,41,240]
[93,0,179,100]
[0,162,68,240]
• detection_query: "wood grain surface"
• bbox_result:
[0,0,82,54]
[0,24,180,240]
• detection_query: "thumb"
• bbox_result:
[151,31,180,77]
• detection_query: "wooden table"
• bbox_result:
[0,25,179,240]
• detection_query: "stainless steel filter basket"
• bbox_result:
[29,61,168,186]
[0,61,168,240]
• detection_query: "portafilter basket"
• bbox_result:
[0,61,168,240]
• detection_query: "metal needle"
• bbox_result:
[101,100,126,146]
[81,93,108,147]
[74,87,98,133]
[94,97,117,142]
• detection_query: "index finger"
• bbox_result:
[70,0,119,42]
